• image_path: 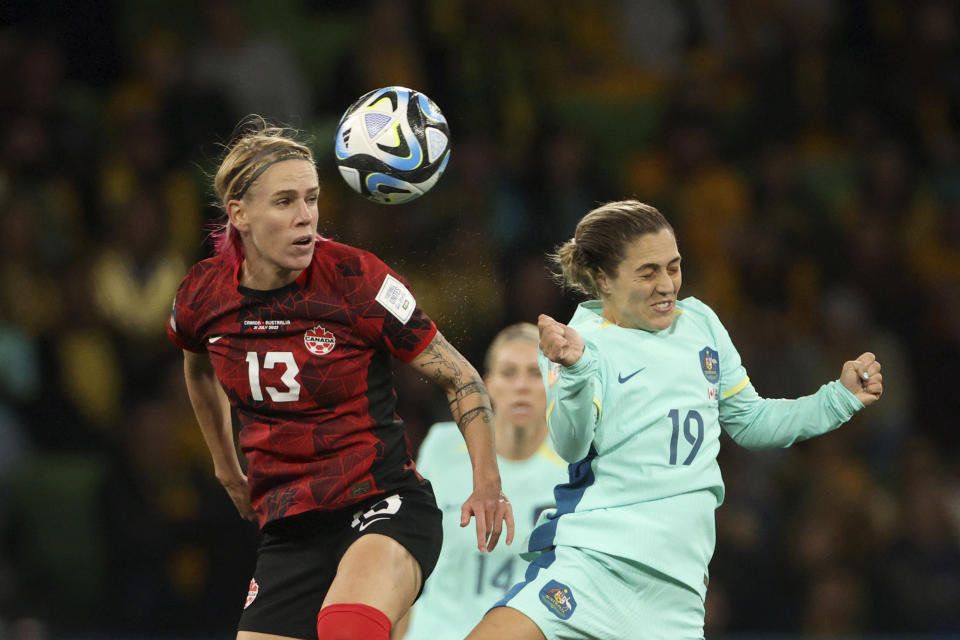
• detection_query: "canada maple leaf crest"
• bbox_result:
[304,325,336,356]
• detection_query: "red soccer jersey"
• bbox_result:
[167,237,438,527]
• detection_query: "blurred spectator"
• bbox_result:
[870,436,960,634]
[189,0,312,123]
[99,365,258,633]
[90,191,187,346]
[0,197,64,337]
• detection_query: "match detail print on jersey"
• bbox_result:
[375,274,416,323]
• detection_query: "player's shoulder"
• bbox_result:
[313,236,394,284]
[417,422,464,463]
[568,300,606,335]
[675,296,723,327]
[177,254,232,299]
[315,236,383,267]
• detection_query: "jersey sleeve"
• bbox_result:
[719,380,864,449]
[703,302,866,448]
[166,272,207,353]
[705,305,751,400]
[346,252,438,363]
[540,343,601,462]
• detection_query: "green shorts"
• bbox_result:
[492,545,705,640]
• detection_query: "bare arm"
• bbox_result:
[182,349,256,522]
[408,331,515,551]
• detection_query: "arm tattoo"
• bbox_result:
[453,380,487,401]
[411,331,492,427]
[457,406,494,432]
[417,334,466,389]
[447,369,490,415]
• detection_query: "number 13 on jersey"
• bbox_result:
[246,351,301,402]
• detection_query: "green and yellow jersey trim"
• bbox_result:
[722,376,750,399]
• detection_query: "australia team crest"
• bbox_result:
[699,347,719,384]
[539,580,577,619]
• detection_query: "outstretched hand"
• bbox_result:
[461,480,515,552]
[839,351,883,406]
[538,314,585,367]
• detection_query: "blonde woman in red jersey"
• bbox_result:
[168,118,514,640]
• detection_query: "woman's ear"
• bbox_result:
[595,270,609,296]
[227,199,248,233]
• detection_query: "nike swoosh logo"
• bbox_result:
[618,368,645,383]
[208,335,224,343]
[357,516,392,531]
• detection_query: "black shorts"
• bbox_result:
[237,480,443,639]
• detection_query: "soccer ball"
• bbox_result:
[334,86,451,205]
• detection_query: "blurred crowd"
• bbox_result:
[0,0,958,637]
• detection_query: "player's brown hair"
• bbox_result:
[550,200,674,298]
[210,116,315,265]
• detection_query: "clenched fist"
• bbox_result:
[839,351,883,407]
[538,314,585,367]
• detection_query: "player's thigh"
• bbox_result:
[238,523,337,639]
[322,481,443,624]
[237,632,305,640]
[490,546,704,640]
[322,533,422,623]
[465,606,546,640]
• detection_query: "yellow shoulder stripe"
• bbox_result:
[593,397,602,419]
[537,443,567,468]
[722,376,750,399]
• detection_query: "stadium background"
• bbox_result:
[0,0,958,637]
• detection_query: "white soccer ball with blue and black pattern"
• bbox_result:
[334,86,451,205]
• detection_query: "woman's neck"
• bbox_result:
[239,259,298,290]
[495,420,549,461]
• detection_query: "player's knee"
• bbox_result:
[316,603,391,640]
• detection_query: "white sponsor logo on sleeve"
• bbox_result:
[375,274,416,324]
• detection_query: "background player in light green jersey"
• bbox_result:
[394,324,568,640]
[466,200,884,640]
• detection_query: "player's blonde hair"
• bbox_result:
[550,200,674,298]
[484,322,539,374]
[210,116,315,265]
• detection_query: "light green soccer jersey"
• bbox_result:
[531,297,864,599]
[405,423,568,640]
